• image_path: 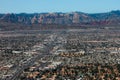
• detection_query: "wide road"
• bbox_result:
[4,34,58,80]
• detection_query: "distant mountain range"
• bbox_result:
[0,10,120,30]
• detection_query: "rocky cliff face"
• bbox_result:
[0,10,120,25]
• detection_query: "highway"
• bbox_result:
[4,34,58,80]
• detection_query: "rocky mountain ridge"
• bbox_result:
[0,10,120,25]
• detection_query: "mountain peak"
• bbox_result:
[0,10,120,25]
[111,10,120,14]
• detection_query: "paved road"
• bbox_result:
[3,34,58,80]
[8,54,45,80]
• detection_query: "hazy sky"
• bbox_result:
[0,0,120,13]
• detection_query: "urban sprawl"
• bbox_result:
[0,28,120,80]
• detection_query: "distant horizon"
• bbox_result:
[0,10,120,14]
[0,0,120,14]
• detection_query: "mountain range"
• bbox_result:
[0,10,120,30]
